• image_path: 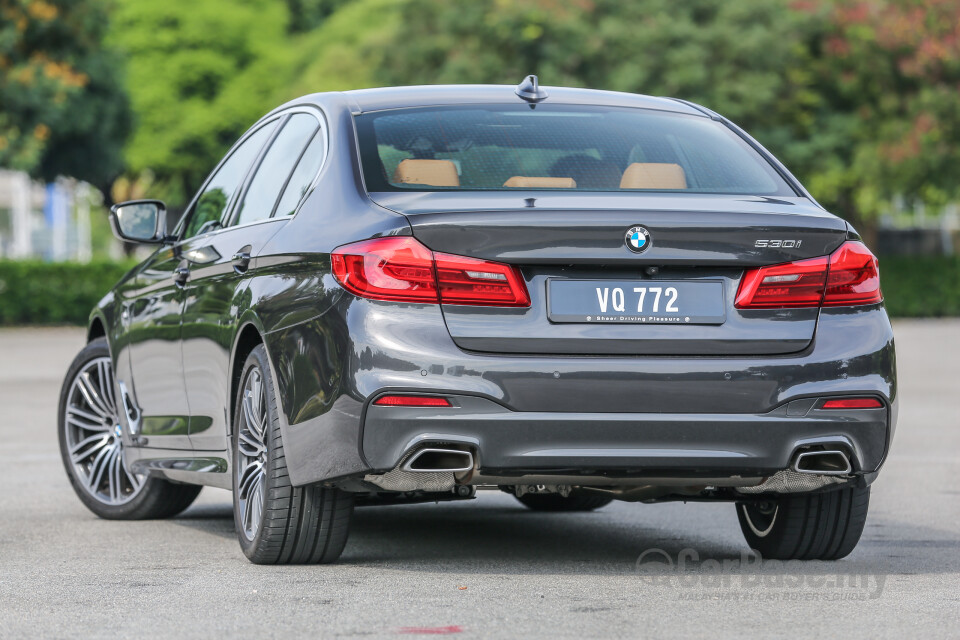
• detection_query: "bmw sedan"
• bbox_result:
[59,77,896,564]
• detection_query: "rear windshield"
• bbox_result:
[355,104,794,196]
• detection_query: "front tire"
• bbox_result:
[232,345,353,564]
[58,338,201,519]
[736,486,870,560]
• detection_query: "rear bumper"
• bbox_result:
[267,300,897,487]
[361,394,890,477]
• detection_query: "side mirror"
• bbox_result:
[109,200,169,244]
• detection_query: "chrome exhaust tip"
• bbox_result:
[792,450,852,475]
[401,448,474,473]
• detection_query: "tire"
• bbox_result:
[736,486,870,560]
[232,344,353,564]
[515,490,613,512]
[58,338,201,520]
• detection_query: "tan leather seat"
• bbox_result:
[619,163,687,189]
[392,159,460,187]
[503,176,577,189]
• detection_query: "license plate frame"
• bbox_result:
[546,279,726,325]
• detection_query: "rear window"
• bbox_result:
[355,104,794,196]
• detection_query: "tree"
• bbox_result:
[0,0,130,191]
[108,0,296,208]
[794,0,960,228]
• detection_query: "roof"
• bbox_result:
[337,84,705,116]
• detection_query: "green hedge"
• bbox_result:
[0,260,136,326]
[879,255,960,318]
[0,256,956,325]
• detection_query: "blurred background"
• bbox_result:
[0,0,958,325]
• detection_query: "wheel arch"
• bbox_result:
[87,314,107,343]
[230,320,268,435]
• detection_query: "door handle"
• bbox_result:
[232,246,252,274]
[173,265,190,287]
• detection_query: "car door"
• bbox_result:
[180,110,325,450]
[117,120,279,449]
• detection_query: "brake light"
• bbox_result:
[332,237,530,307]
[373,395,452,407]
[821,397,883,409]
[735,241,882,309]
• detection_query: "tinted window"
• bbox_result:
[355,105,793,196]
[274,129,325,217]
[182,121,277,239]
[234,113,318,226]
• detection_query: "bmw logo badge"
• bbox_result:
[625,226,651,253]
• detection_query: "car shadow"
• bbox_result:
[170,492,960,578]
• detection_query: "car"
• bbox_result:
[58,76,896,564]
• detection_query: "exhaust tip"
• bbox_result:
[792,450,852,475]
[402,448,474,473]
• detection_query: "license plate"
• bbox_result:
[547,279,726,324]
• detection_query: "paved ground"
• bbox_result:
[0,321,958,639]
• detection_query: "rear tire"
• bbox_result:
[58,338,201,520]
[515,490,612,512]
[736,486,870,560]
[232,345,353,564]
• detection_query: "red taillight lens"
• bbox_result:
[822,242,882,306]
[331,236,437,302]
[434,252,531,307]
[735,241,882,309]
[821,397,883,409]
[332,237,530,307]
[734,256,829,308]
[372,395,451,407]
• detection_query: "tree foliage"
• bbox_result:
[0,0,129,190]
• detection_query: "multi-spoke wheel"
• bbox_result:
[232,344,354,564]
[236,367,267,540]
[63,354,144,505]
[58,338,201,519]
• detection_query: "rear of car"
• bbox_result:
[330,93,895,559]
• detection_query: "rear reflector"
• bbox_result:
[332,237,530,307]
[372,395,452,407]
[821,397,883,409]
[735,241,882,309]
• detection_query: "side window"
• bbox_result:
[181,121,277,239]
[233,113,319,226]
[274,128,326,217]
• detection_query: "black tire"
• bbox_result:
[515,490,613,512]
[58,338,201,520]
[736,486,870,560]
[232,345,353,564]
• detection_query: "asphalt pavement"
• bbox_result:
[0,321,957,638]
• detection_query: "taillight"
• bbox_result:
[331,237,530,307]
[735,241,882,309]
[822,242,882,306]
[372,395,452,407]
[820,397,883,409]
[434,252,531,306]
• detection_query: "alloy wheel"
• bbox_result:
[63,357,144,505]
[236,367,267,540]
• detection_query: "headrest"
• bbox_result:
[392,159,460,187]
[503,176,577,189]
[619,163,687,189]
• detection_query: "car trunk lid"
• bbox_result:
[370,192,848,356]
